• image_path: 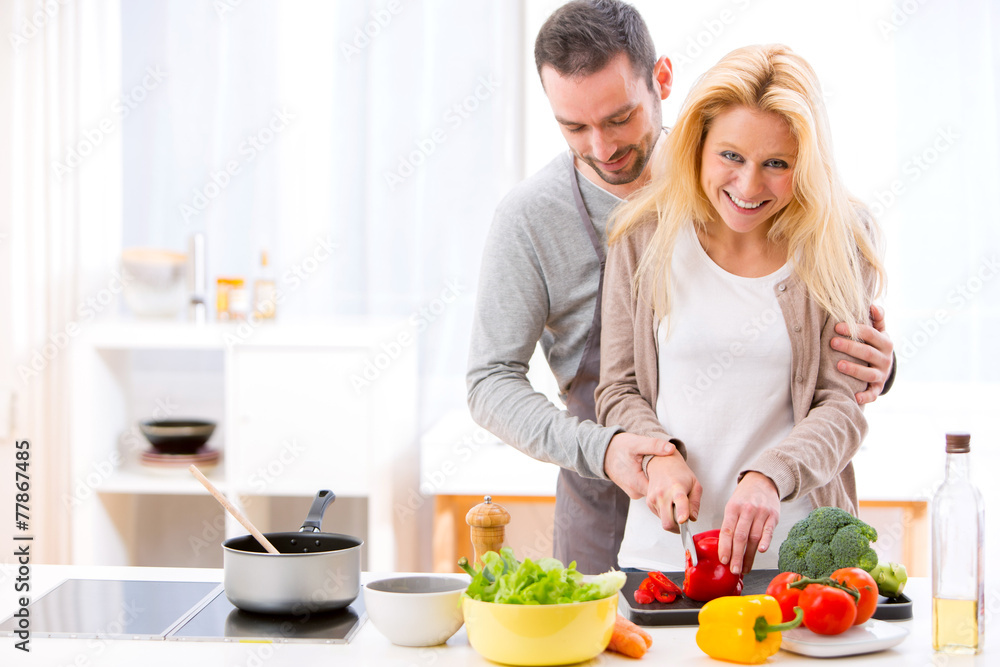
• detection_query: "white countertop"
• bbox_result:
[1,564,992,665]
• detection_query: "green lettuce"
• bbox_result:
[459,547,626,604]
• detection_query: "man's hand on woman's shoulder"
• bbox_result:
[831,304,894,405]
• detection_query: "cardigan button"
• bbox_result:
[796,374,803,382]
[794,325,802,332]
[778,284,786,292]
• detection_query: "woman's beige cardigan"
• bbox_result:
[595,220,873,514]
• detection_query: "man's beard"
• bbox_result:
[578,128,656,186]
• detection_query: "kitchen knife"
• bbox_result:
[674,505,697,566]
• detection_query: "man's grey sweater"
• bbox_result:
[467,151,622,479]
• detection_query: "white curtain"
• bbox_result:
[2,0,124,563]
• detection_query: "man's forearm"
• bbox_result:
[467,369,613,479]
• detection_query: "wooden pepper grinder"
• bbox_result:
[466,496,511,567]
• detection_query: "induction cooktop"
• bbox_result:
[169,587,366,643]
[0,579,366,644]
[0,579,221,639]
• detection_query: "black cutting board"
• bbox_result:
[618,569,912,626]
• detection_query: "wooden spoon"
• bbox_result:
[189,464,280,555]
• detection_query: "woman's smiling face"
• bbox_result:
[700,106,797,239]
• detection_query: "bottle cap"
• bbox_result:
[945,433,971,453]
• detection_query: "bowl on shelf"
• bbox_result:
[121,247,188,318]
[363,575,469,647]
[462,593,619,666]
[139,447,221,474]
[139,419,216,455]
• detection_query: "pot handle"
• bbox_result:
[299,489,336,533]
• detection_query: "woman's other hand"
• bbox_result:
[717,471,780,575]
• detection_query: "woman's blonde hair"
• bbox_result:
[610,44,884,335]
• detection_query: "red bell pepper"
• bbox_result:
[682,529,744,602]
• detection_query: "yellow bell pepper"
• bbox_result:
[696,594,803,664]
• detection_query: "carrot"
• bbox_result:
[607,614,652,658]
[616,614,653,648]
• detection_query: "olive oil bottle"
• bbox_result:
[253,250,278,320]
[931,433,984,654]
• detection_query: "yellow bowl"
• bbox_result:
[462,593,618,666]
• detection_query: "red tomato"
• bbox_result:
[798,583,857,635]
[831,567,879,625]
[765,572,804,623]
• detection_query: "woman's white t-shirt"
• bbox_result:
[617,225,813,571]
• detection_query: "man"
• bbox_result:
[467,0,894,574]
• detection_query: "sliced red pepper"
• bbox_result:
[654,590,676,603]
[648,571,682,596]
[642,580,671,603]
[633,586,655,605]
[635,572,679,605]
[643,572,679,603]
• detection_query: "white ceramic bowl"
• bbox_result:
[363,575,468,647]
[121,248,188,318]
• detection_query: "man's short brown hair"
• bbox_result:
[534,0,656,90]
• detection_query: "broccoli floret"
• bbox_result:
[777,534,809,575]
[830,527,879,572]
[778,506,879,579]
[804,543,836,578]
[805,506,856,543]
[785,519,809,542]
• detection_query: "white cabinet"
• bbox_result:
[69,319,418,572]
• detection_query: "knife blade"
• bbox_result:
[674,505,697,566]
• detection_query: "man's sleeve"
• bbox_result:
[466,209,614,480]
[880,352,897,395]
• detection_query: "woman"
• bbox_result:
[595,44,885,576]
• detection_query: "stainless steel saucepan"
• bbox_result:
[222,490,363,615]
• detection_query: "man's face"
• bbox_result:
[541,53,665,193]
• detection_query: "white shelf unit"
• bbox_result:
[69,318,418,572]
